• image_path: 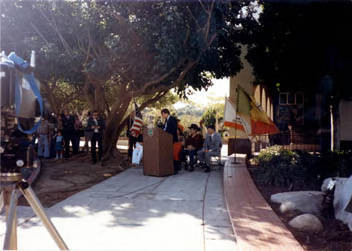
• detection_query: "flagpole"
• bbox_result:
[232,86,240,164]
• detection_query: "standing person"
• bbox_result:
[62,110,75,158]
[72,114,82,154]
[83,112,92,152]
[37,115,50,158]
[87,111,105,164]
[127,111,137,160]
[48,114,57,158]
[197,125,222,173]
[129,103,144,163]
[161,109,178,143]
[56,114,63,131]
[55,130,64,160]
[161,108,179,173]
[182,124,204,171]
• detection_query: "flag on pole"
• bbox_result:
[224,98,244,131]
[237,86,279,135]
[130,102,143,138]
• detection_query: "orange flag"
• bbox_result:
[237,86,279,135]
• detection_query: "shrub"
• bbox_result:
[315,150,352,180]
[256,145,306,187]
[254,146,352,188]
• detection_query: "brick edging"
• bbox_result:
[223,157,304,251]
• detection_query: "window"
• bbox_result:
[280,93,288,104]
[295,92,304,105]
[279,92,304,105]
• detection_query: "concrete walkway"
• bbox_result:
[1,167,236,250]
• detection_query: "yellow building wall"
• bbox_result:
[228,45,271,146]
[228,45,254,138]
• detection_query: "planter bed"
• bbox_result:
[248,164,352,251]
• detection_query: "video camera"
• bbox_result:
[0,51,42,176]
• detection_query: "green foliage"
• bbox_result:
[1,0,253,97]
[256,145,306,187]
[201,103,224,127]
[48,81,88,113]
[138,92,180,111]
[255,146,352,188]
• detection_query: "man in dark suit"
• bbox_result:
[161,108,179,174]
[61,110,75,158]
[87,111,105,164]
[161,109,178,143]
[197,125,222,172]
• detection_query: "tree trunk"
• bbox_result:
[42,82,59,114]
[94,85,106,114]
[101,90,170,162]
[84,81,108,115]
[102,95,131,161]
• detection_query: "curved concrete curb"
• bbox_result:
[223,157,304,251]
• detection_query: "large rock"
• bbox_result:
[289,214,323,233]
[271,191,324,215]
[333,175,352,231]
[321,177,347,193]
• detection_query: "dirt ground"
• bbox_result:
[248,166,352,251]
[19,152,130,208]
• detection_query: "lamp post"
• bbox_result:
[288,124,293,146]
[330,96,334,151]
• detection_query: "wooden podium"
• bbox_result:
[143,127,174,177]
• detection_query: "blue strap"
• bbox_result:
[15,73,43,134]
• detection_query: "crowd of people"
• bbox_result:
[35,107,222,172]
[36,110,105,164]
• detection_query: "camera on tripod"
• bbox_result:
[0,51,68,250]
[0,51,42,178]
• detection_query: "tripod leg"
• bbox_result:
[19,186,69,250]
[3,189,18,250]
[0,191,4,214]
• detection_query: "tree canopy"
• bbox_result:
[246,2,352,100]
[1,0,257,159]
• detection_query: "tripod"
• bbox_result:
[1,172,68,250]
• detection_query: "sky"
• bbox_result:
[173,78,230,109]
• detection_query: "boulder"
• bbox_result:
[271,191,324,215]
[289,214,323,233]
[333,175,352,231]
[321,177,347,193]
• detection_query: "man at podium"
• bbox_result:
[161,109,178,143]
[161,108,179,173]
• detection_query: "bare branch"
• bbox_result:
[205,32,217,50]
[198,0,208,14]
[204,0,215,41]
[186,7,202,31]
[183,26,191,47]
[83,29,92,66]
[30,22,50,46]
[37,7,73,56]
[134,58,187,96]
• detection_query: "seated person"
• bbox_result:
[177,119,184,133]
[181,124,203,171]
[197,125,222,173]
[173,128,184,172]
